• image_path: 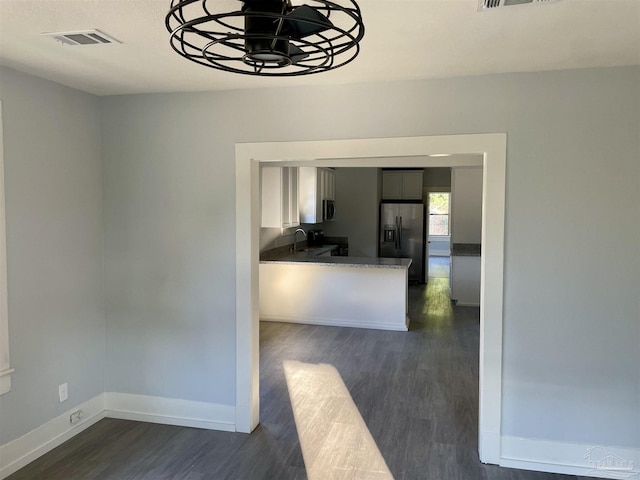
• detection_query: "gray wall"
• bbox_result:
[321,168,379,257]
[101,94,238,404]
[101,66,640,449]
[0,67,105,444]
[1,65,636,452]
[451,167,483,244]
[423,167,451,190]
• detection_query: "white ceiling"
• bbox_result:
[0,0,638,96]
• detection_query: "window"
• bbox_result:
[428,192,450,236]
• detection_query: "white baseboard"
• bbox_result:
[260,315,408,332]
[235,403,258,434]
[479,430,501,464]
[0,394,106,479]
[105,392,236,432]
[0,368,14,396]
[5,397,638,480]
[501,436,640,478]
[0,392,237,479]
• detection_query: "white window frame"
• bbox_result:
[428,191,451,236]
[0,100,12,396]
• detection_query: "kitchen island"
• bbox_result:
[260,252,412,331]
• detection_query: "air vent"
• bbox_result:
[478,0,559,10]
[42,29,120,46]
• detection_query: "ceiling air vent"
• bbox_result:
[478,0,559,10]
[42,29,120,46]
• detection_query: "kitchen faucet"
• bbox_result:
[293,228,307,254]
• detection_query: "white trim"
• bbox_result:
[0,392,238,479]
[235,153,261,434]
[234,404,254,434]
[427,191,451,238]
[260,316,408,332]
[104,392,236,432]
[0,100,10,397]
[0,369,14,398]
[500,436,640,478]
[235,133,507,463]
[4,398,633,480]
[478,147,506,465]
[479,431,502,466]
[0,394,106,480]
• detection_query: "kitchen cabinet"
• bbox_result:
[320,167,335,201]
[299,167,335,224]
[261,166,299,228]
[450,255,481,306]
[382,170,423,200]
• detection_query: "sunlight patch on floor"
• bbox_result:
[283,360,394,480]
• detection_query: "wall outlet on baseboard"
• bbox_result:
[69,409,83,424]
[58,383,68,403]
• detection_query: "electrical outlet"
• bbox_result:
[58,383,68,403]
[69,410,83,424]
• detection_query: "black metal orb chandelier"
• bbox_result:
[166,0,365,76]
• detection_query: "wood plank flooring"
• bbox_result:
[7,258,590,480]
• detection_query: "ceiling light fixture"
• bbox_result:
[165,0,364,76]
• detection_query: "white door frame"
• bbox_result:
[0,101,12,397]
[235,134,506,464]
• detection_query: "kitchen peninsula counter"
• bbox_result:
[260,253,411,331]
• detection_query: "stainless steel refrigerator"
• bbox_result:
[379,202,426,283]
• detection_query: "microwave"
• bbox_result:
[323,199,336,221]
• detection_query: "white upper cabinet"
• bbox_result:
[382,170,423,200]
[261,166,300,228]
[299,167,335,224]
[320,167,335,201]
[382,171,402,199]
[402,171,423,199]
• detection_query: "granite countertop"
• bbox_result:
[260,244,339,261]
[260,241,412,269]
[451,243,481,256]
[261,256,412,269]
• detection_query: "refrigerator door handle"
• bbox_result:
[398,216,403,251]
[394,216,399,250]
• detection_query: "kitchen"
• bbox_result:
[258,163,483,330]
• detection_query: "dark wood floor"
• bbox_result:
[8,258,589,480]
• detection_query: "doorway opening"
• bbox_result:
[425,188,451,281]
[236,134,507,464]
